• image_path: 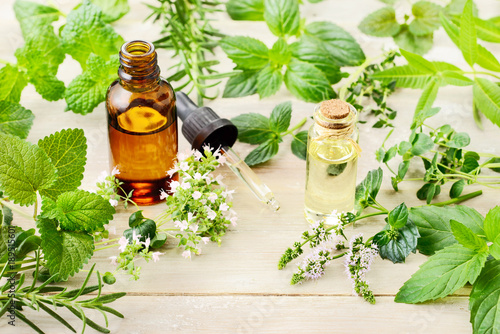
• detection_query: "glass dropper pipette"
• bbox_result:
[175,92,280,211]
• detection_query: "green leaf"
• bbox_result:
[51,190,115,233]
[473,78,500,128]
[0,205,13,226]
[223,70,259,98]
[441,71,473,86]
[411,133,433,155]
[354,168,383,214]
[13,0,61,38]
[487,157,500,173]
[383,145,398,163]
[370,65,431,89]
[416,183,439,204]
[303,21,365,66]
[409,205,485,255]
[395,244,488,303]
[412,106,440,129]
[398,161,411,179]
[65,54,119,115]
[231,113,274,144]
[263,0,300,37]
[459,0,478,67]
[378,219,419,263]
[291,130,308,160]
[484,206,500,242]
[256,66,283,98]
[394,25,433,55]
[358,7,401,37]
[269,101,292,133]
[38,218,94,281]
[244,138,280,166]
[0,101,34,139]
[220,36,269,70]
[61,0,124,68]
[90,0,130,23]
[445,0,478,16]
[226,0,264,21]
[124,215,156,243]
[447,132,470,148]
[469,260,500,334]
[400,49,436,73]
[269,39,292,66]
[38,129,87,200]
[461,156,480,173]
[492,236,500,260]
[414,77,440,116]
[409,1,443,36]
[103,272,116,285]
[284,60,335,103]
[450,220,487,252]
[0,133,57,206]
[151,233,167,248]
[0,65,28,103]
[389,203,409,229]
[449,179,466,198]
[474,17,500,43]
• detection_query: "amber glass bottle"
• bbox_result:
[106,40,177,205]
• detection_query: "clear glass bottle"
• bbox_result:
[106,40,178,205]
[304,99,360,223]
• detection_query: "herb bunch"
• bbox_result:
[372,1,500,128]
[146,0,232,106]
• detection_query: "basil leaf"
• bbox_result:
[354,168,383,214]
[231,113,274,145]
[388,203,409,229]
[473,78,500,127]
[409,205,485,255]
[394,25,433,55]
[377,219,419,263]
[409,1,443,36]
[291,130,308,160]
[226,0,264,21]
[469,260,500,334]
[395,244,488,303]
[244,138,280,166]
[257,66,283,98]
[263,0,300,37]
[484,206,500,242]
[223,70,259,98]
[449,179,465,198]
[450,219,487,251]
[269,101,292,133]
[358,7,401,37]
[284,60,335,103]
[220,36,269,70]
[459,0,478,67]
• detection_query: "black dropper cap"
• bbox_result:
[175,92,238,152]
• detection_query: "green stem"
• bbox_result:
[94,237,121,246]
[427,190,482,207]
[33,198,38,220]
[5,264,37,274]
[95,244,119,252]
[0,199,35,221]
[283,117,308,136]
[339,54,385,100]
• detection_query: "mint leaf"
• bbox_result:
[223,70,258,98]
[220,36,269,70]
[291,130,308,160]
[38,129,87,200]
[450,220,487,251]
[226,0,264,21]
[473,78,500,127]
[269,39,291,66]
[263,0,300,37]
[447,132,470,148]
[409,205,485,255]
[0,65,28,103]
[354,168,383,214]
[469,260,500,334]
[449,179,466,198]
[377,219,419,263]
[396,244,488,303]
[492,236,500,260]
[459,0,478,67]
[370,65,431,89]
[38,218,94,281]
[358,7,401,37]
[90,0,130,23]
[409,1,442,36]
[13,0,61,38]
[244,138,280,166]
[257,66,283,98]
[231,113,274,144]
[269,101,292,133]
[0,101,34,139]
[388,203,409,229]
[53,190,115,233]
[0,133,57,206]
[484,206,500,242]
[65,54,119,115]
[400,49,437,73]
[303,22,365,66]
[284,60,335,103]
[61,0,124,68]
[394,25,433,55]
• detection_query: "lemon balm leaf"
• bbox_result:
[0,101,34,139]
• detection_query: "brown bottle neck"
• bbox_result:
[119,40,160,91]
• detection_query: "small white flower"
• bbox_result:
[202,237,210,245]
[187,212,195,222]
[109,198,118,207]
[194,172,202,180]
[109,256,117,265]
[215,174,224,185]
[179,161,189,171]
[221,189,235,199]
[159,190,168,200]
[182,250,192,259]
[203,174,213,184]
[192,191,202,200]
[206,208,217,220]
[190,223,199,233]
[181,182,191,190]
[111,166,120,176]
[97,170,108,183]
[230,216,238,226]
[152,251,164,263]
[200,199,207,205]
[202,144,212,153]
[175,220,189,231]
[208,192,218,203]
[142,237,151,250]
[217,154,227,165]
[219,203,229,211]
[170,180,180,192]
[132,231,142,244]
[167,166,179,176]
[118,236,128,252]
[194,150,203,161]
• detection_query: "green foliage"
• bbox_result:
[354,168,383,214]
[450,220,487,251]
[469,260,500,334]
[0,101,34,139]
[263,0,300,37]
[91,0,130,23]
[0,64,28,103]
[374,217,419,263]
[484,206,500,242]
[231,102,307,166]
[358,7,401,37]
[124,210,157,243]
[226,0,264,21]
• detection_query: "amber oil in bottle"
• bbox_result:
[106,40,177,205]
[304,100,360,223]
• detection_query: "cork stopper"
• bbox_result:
[319,99,351,119]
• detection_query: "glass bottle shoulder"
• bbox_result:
[307,124,359,163]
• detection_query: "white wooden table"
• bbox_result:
[1,0,500,333]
